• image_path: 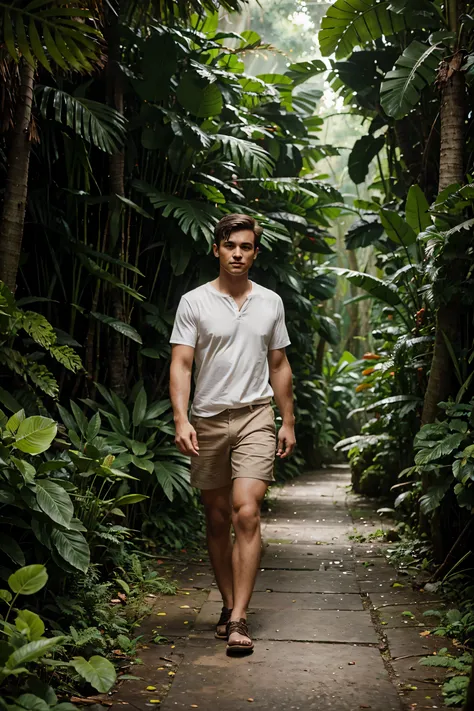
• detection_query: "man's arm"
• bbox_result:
[268,347,296,459]
[170,344,199,456]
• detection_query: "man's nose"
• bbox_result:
[233,250,242,259]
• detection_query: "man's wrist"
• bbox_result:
[173,413,189,425]
[282,416,295,426]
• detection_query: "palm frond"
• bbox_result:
[132,180,220,246]
[0,1,103,73]
[214,134,274,178]
[37,86,126,153]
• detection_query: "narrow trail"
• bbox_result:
[112,467,452,711]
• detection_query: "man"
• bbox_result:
[169,213,295,655]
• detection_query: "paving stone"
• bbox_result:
[392,656,449,687]
[194,603,378,643]
[208,589,364,610]
[254,569,360,593]
[261,544,355,570]
[161,639,402,711]
[384,627,455,659]
[377,604,447,629]
[262,543,354,559]
[352,544,393,557]
[369,591,442,608]
[396,685,449,710]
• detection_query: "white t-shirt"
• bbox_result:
[170,280,291,417]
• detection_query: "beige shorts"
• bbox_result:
[190,403,276,490]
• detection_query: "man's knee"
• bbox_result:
[232,502,260,534]
[205,505,232,537]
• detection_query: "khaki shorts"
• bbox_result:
[190,403,276,490]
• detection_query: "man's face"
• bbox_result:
[213,229,258,276]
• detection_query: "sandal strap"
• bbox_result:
[226,618,249,637]
[217,606,232,627]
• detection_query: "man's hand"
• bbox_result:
[175,420,199,457]
[276,423,296,459]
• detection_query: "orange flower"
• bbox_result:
[355,383,372,392]
[362,352,382,360]
[362,367,375,376]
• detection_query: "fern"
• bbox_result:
[48,345,83,373]
[21,311,56,348]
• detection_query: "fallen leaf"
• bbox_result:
[171,645,176,649]
[180,605,190,609]
[191,706,199,709]
[360,706,371,709]
[146,686,156,691]
[111,599,121,604]
[183,621,189,625]
[156,612,167,616]
[168,671,175,677]
[247,699,254,703]
[118,592,127,602]
[348,661,356,665]
[149,700,161,704]
[419,630,431,637]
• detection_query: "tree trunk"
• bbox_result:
[420,2,465,543]
[438,55,465,192]
[421,51,465,427]
[106,11,127,397]
[0,60,35,292]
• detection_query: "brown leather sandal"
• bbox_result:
[226,618,254,655]
[215,606,232,639]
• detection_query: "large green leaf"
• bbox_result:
[1,2,102,73]
[90,312,143,345]
[176,71,223,117]
[50,529,90,572]
[0,535,25,566]
[71,656,116,693]
[15,610,45,641]
[8,565,48,595]
[345,215,384,249]
[348,135,385,184]
[380,209,417,245]
[35,480,74,528]
[316,315,340,345]
[405,185,431,234]
[6,637,64,668]
[323,267,401,306]
[37,87,126,153]
[380,41,444,119]
[14,417,57,454]
[319,0,406,59]
[132,388,147,427]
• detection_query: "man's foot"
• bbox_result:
[215,606,232,639]
[226,618,254,655]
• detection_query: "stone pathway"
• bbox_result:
[111,466,452,711]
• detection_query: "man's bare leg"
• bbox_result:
[201,485,234,634]
[228,478,268,646]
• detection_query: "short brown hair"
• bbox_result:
[214,213,263,250]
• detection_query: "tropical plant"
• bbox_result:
[0,563,116,702]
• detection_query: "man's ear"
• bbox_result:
[253,246,259,260]
[212,242,219,258]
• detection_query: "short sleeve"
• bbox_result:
[169,297,198,347]
[269,297,291,350]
